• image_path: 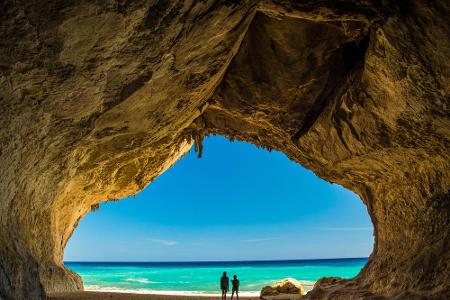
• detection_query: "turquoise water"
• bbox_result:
[65,258,367,295]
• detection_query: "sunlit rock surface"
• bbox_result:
[260,278,305,298]
[0,1,449,299]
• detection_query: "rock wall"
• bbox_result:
[0,1,449,299]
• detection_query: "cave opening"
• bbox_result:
[63,135,373,295]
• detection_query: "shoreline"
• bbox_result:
[49,291,260,300]
[79,282,314,296]
[85,288,261,297]
[49,285,316,300]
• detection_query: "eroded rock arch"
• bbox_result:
[0,1,449,299]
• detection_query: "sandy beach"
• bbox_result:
[49,291,259,300]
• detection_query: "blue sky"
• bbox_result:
[65,136,373,262]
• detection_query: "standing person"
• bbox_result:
[231,274,239,300]
[220,271,229,300]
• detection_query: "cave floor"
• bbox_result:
[49,291,259,300]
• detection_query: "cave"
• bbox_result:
[0,1,449,299]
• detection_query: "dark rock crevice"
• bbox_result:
[292,32,371,142]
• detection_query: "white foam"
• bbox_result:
[124,278,158,284]
[85,285,259,296]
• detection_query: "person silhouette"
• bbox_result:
[221,271,229,300]
[231,274,239,300]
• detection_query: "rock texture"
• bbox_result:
[0,0,449,299]
[260,278,305,298]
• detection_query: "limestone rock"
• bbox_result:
[275,278,305,295]
[0,1,449,299]
[260,278,305,298]
[317,277,346,288]
[260,286,280,297]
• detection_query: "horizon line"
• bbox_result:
[64,257,369,263]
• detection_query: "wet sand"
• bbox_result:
[49,291,259,300]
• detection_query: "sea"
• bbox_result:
[65,258,367,296]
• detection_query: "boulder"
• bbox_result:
[260,278,305,299]
[260,286,280,297]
